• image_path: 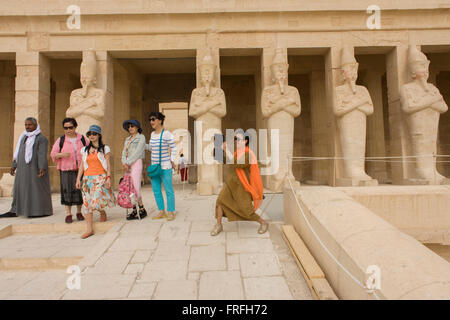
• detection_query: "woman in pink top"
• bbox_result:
[50,118,87,224]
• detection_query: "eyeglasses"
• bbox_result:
[149,118,157,122]
[63,126,74,130]
[87,132,98,137]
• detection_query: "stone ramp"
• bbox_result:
[0,185,312,300]
[284,184,450,300]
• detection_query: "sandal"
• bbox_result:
[167,212,175,221]
[258,222,269,234]
[152,211,167,220]
[126,207,138,220]
[138,206,147,219]
[76,213,85,221]
[210,223,223,236]
[81,231,94,239]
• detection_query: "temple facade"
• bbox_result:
[1,0,450,193]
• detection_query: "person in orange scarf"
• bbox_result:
[211,133,268,236]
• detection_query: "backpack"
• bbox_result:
[117,175,137,209]
[59,135,86,151]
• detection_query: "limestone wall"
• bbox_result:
[284,184,450,299]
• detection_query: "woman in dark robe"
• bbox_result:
[211,133,268,236]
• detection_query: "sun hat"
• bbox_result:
[86,124,102,136]
[122,119,142,133]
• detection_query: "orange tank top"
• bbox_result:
[84,152,106,176]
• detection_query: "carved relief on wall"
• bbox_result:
[66,50,106,137]
[261,48,301,192]
[400,46,449,184]
[334,47,378,186]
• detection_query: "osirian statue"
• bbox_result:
[261,48,301,192]
[334,46,378,186]
[400,46,449,184]
[189,48,227,195]
[66,50,106,137]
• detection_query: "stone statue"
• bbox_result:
[400,46,449,184]
[261,48,301,192]
[334,47,378,186]
[66,51,106,137]
[189,49,226,195]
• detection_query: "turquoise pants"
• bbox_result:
[150,168,175,212]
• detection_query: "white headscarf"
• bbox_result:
[13,124,41,164]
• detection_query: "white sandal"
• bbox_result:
[258,222,269,234]
[210,224,223,236]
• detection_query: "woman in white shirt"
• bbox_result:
[146,112,177,221]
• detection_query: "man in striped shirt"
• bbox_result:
[146,112,178,221]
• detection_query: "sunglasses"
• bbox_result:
[63,126,74,130]
[87,132,98,137]
[149,118,157,122]
[127,124,136,128]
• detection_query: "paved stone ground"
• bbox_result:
[0,181,312,300]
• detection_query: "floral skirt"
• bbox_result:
[82,174,116,213]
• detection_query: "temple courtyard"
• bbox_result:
[0,182,312,300]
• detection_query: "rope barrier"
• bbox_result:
[0,166,57,170]
[291,159,450,163]
[291,154,450,160]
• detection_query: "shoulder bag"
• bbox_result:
[146,129,164,178]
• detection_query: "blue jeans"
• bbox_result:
[150,169,175,212]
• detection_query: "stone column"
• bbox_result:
[385,45,410,184]
[260,47,301,190]
[95,51,115,183]
[363,68,388,183]
[113,62,130,185]
[310,69,329,185]
[14,52,51,147]
[324,46,342,186]
[0,61,15,170]
[428,68,445,175]
[193,47,223,195]
[0,60,16,196]
[54,75,77,140]
[3,52,51,196]
[258,48,275,188]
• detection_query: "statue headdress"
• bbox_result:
[408,46,428,64]
[272,48,287,65]
[341,46,357,67]
[199,48,216,67]
[81,50,97,79]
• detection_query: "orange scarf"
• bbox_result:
[234,147,264,210]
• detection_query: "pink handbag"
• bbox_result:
[117,175,137,209]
